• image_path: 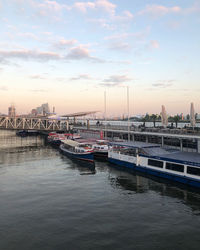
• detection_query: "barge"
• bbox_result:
[108,141,200,188]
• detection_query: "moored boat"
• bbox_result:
[47,132,65,147]
[92,140,109,159]
[60,139,94,164]
[16,130,39,137]
[108,141,200,188]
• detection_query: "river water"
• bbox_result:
[0,130,200,250]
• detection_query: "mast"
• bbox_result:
[127,86,130,141]
[104,90,107,139]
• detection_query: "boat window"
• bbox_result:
[148,159,163,168]
[187,166,200,176]
[166,162,184,172]
[120,148,137,156]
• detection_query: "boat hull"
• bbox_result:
[93,151,108,160]
[47,139,62,147]
[60,145,94,164]
[108,157,200,189]
[16,130,38,137]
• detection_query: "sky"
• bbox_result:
[0,0,200,116]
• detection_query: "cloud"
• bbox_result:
[73,2,95,13]
[152,80,175,88]
[0,86,8,91]
[149,40,159,49]
[108,41,131,52]
[111,10,134,22]
[105,27,151,53]
[0,46,127,64]
[105,27,151,41]
[74,0,116,15]
[29,89,48,93]
[29,75,46,80]
[87,18,113,30]
[138,4,181,18]
[184,1,200,14]
[100,75,132,87]
[0,49,61,61]
[17,32,39,40]
[66,45,104,62]
[54,39,77,49]
[33,0,70,16]
[70,74,93,81]
[0,57,9,65]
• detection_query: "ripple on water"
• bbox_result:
[0,130,200,250]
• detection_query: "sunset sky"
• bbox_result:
[0,0,200,116]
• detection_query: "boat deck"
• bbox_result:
[109,141,200,167]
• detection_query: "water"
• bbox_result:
[0,130,200,250]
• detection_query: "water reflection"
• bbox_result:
[107,166,200,213]
[61,155,96,175]
[0,130,44,150]
[0,130,57,167]
[1,129,200,215]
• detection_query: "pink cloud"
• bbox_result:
[138,4,181,17]
[73,0,116,15]
[55,39,77,49]
[149,40,159,49]
[73,2,95,13]
[0,49,61,61]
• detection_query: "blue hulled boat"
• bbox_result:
[60,139,94,164]
[108,141,200,188]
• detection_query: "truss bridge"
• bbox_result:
[0,116,69,131]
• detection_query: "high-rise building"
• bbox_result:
[8,104,16,117]
[36,103,50,115]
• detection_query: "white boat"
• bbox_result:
[60,139,94,164]
[92,140,109,159]
[108,141,200,188]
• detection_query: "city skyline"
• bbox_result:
[0,0,200,115]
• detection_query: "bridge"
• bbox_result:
[0,115,69,131]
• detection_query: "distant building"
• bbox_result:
[196,114,200,120]
[8,105,16,117]
[36,103,50,115]
[31,109,37,116]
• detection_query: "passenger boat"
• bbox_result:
[60,139,94,164]
[92,140,109,159]
[16,130,38,137]
[74,138,109,160]
[47,132,65,147]
[108,141,200,188]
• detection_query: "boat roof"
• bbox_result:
[152,150,200,167]
[75,138,96,143]
[109,141,200,167]
[109,141,160,149]
[62,139,79,147]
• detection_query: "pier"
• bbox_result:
[74,122,200,153]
